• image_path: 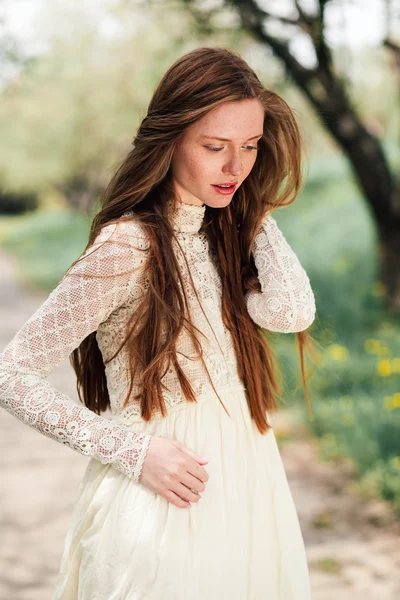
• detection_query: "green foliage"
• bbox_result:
[273,160,400,515]
[365,459,400,514]
[0,209,92,290]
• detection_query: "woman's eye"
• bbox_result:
[205,145,258,152]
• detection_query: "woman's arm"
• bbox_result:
[245,214,316,333]
[0,219,151,483]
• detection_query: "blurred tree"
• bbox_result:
[0,1,250,213]
[181,0,400,313]
[0,7,188,211]
[0,188,38,214]
[0,13,26,84]
[384,40,400,79]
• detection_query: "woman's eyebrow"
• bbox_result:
[200,134,263,141]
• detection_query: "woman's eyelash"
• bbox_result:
[205,145,258,152]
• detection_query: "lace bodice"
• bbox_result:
[0,200,316,483]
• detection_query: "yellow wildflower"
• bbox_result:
[370,281,386,296]
[392,393,400,408]
[376,346,392,357]
[364,339,382,354]
[383,395,400,411]
[327,344,349,361]
[377,359,392,376]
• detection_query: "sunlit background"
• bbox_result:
[1,1,400,598]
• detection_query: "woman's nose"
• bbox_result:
[222,155,244,177]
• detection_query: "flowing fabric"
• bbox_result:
[54,382,311,599]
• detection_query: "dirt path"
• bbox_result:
[272,412,400,599]
[0,250,399,599]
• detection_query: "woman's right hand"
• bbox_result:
[139,436,209,508]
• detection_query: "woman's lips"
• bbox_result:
[211,183,238,195]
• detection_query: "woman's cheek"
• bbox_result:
[247,155,258,175]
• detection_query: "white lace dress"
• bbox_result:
[0,200,316,600]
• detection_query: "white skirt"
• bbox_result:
[53,381,311,599]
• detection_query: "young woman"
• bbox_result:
[0,47,317,599]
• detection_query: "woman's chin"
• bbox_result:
[206,197,233,209]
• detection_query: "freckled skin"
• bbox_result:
[170,99,265,209]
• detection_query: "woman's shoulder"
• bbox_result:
[97,211,151,250]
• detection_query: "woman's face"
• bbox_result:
[170,99,264,208]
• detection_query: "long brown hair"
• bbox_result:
[70,47,318,434]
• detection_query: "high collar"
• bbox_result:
[167,199,206,234]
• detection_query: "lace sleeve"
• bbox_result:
[0,219,152,483]
[245,214,316,333]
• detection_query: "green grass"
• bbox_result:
[310,556,343,576]
[0,208,92,290]
[273,157,400,516]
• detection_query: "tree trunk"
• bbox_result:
[379,222,400,312]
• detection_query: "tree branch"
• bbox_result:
[229,0,395,224]
[294,0,315,28]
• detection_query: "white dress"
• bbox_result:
[0,200,316,599]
